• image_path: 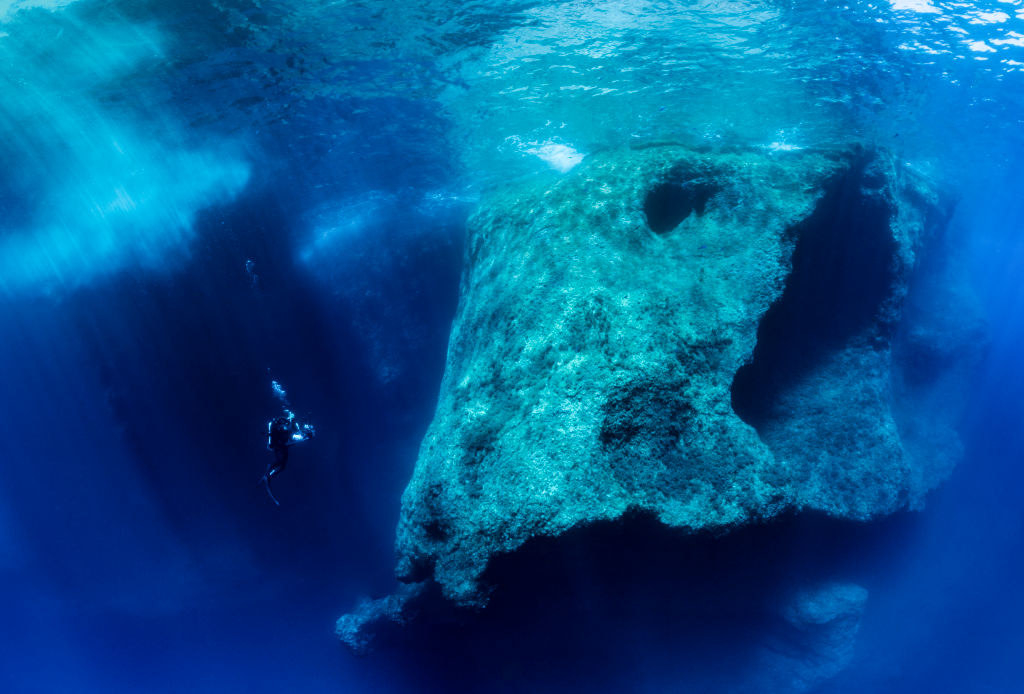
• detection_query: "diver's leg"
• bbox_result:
[262,476,281,506]
[260,449,287,505]
[259,460,283,485]
[270,449,288,477]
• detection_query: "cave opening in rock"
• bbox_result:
[644,179,717,234]
[730,158,897,429]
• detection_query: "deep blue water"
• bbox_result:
[1,1,1023,692]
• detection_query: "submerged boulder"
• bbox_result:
[391,144,961,606]
[765,582,871,690]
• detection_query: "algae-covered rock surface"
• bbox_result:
[393,145,958,605]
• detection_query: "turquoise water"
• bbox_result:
[1,1,1022,692]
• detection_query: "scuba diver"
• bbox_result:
[260,413,315,506]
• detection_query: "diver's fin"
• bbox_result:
[262,477,281,506]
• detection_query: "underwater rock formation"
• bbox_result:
[336,582,427,654]
[390,144,961,607]
[753,582,870,692]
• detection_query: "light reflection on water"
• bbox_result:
[0,0,1022,297]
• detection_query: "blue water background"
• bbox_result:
[0,1,1023,691]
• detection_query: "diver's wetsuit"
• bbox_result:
[266,416,294,478]
[261,416,314,505]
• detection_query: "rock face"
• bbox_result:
[395,145,956,605]
[758,582,871,692]
[335,582,426,654]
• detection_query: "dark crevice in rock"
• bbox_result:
[643,178,717,234]
[599,378,694,453]
[600,377,697,493]
[730,157,897,430]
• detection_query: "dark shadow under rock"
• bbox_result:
[342,511,917,694]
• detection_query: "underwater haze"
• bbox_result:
[1,0,1022,692]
